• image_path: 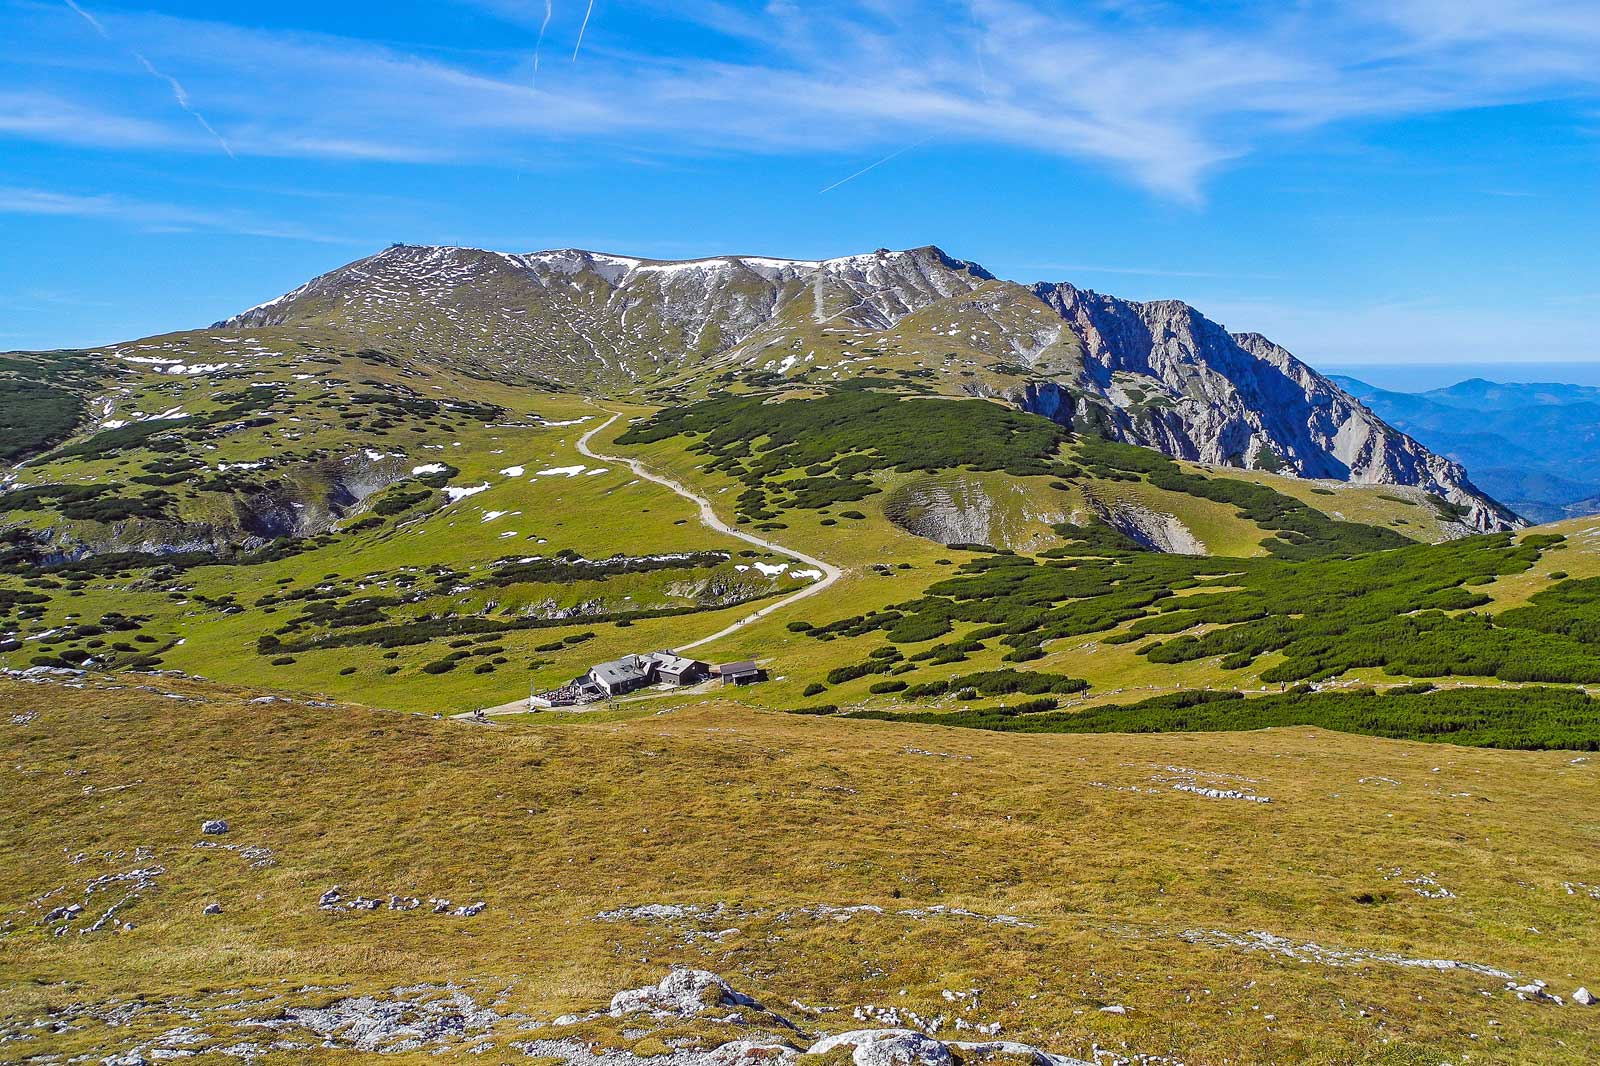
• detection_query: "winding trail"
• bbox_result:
[576,412,842,653]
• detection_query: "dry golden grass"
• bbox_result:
[2,673,1598,1064]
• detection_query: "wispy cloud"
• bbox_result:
[0,92,181,149]
[0,185,349,242]
[1025,263,1284,282]
[10,1,1600,198]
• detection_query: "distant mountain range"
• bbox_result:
[1332,375,1600,523]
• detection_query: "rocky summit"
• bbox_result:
[219,244,1516,531]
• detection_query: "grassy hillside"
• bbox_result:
[0,366,1583,723]
[0,337,813,711]
[3,672,1597,1064]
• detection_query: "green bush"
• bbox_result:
[850,686,1600,751]
[617,387,1072,518]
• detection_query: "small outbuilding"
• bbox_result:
[711,660,764,686]
[652,653,708,686]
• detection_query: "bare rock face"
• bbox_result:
[1082,494,1206,555]
[882,474,1066,552]
[1017,286,1517,532]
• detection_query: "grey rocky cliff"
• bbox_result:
[1003,284,1519,532]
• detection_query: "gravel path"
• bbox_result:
[458,412,844,718]
[576,411,843,652]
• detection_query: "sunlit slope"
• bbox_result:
[0,337,812,711]
[0,357,1562,717]
[2,672,1596,1064]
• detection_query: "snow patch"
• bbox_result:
[443,484,490,503]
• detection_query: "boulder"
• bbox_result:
[200,819,229,835]
[202,903,222,915]
[705,1039,801,1066]
[808,1030,952,1066]
[1575,987,1595,1006]
[609,969,761,1020]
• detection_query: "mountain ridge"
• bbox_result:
[213,242,1518,531]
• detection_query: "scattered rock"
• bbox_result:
[704,1038,801,1066]
[1169,783,1270,803]
[280,987,499,1052]
[1509,980,1563,1004]
[595,902,714,922]
[102,1051,148,1066]
[807,1031,1096,1066]
[949,1040,1095,1066]
[1182,928,1515,980]
[317,886,460,916]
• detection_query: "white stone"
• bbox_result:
[609,969,760,1020]
[809,1030,952,1066]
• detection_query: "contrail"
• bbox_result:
[62,0,234,157]
[818,138,931,194]
[63,0,106,36]
[132,53,235,158]
[572,0,595,61]
[532,0,552,85]
[967,0,992,99]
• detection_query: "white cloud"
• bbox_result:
[4,1,1599,198]
[0,91,182,149]
[0,185,350,242]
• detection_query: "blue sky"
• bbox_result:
[3,0,1598,373]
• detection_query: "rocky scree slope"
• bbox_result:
[219,243,1517,531]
